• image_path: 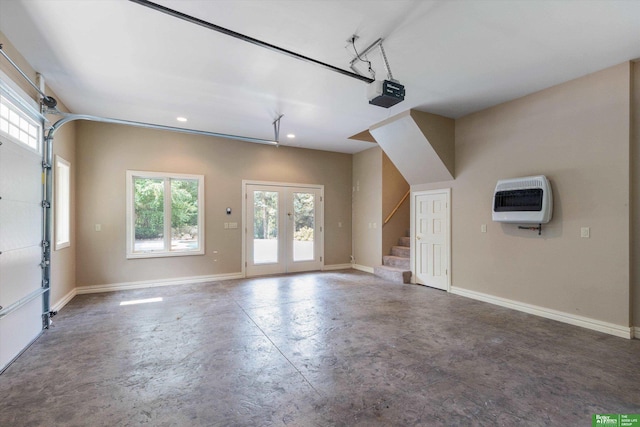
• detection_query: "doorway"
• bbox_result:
[244,181,323,277]
[412,189,450,291]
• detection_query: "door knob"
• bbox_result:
[416,235,421,240]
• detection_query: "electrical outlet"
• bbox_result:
[581,227,590,238]
[95,224,101,232]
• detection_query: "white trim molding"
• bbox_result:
[450,287,633,339]
[322,264,353,271]
[76,272,243,295]
[51,287,77,312]
[352,264,374,274]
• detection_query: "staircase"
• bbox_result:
[374,233,411,284]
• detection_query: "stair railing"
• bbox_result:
[383,189,410,226]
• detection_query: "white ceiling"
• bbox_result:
[1,0,639,153]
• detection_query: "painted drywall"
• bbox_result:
[49,110,76,307]
[75,122,352,287]
[414,62,632,328]
[370,110,455,185]
[0,31,77,308]
[352,147,382,270]
[382,152,410,258]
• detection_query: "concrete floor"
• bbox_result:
[1,270,639,426]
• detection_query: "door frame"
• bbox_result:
[242,180,324,277]
[410,188,451,291]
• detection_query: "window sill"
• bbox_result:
[126,249,205,260]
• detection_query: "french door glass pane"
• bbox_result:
[253,191,278,264]
[171,178,199,251]
[133,177,164,251]
[293,192,314,261]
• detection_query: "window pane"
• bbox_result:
[170,178,199,251]
[293,192,314,261]
[133,177,164,252]
[253,191,278,264]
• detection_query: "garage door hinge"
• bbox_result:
[40,260,50,269]
[41,240,49,248]
[42,161,51,169]
[41,200,50,208]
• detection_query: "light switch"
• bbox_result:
[228,222,238,229]
[581,227,590,238]
[224,223,229,229]
[481,224,487,233]
[95,224,101,232]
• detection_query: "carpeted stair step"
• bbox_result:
[398,236,411,247]
[383,255,410,269]
[374,265,412,284]
[391,245,410,258]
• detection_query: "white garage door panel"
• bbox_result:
[0,81,45,373]
[0,246,41,307]
[0,200,41,250]
[0,140,42,204]
[0,297,42,370]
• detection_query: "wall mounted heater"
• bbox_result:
[492,175,553,224]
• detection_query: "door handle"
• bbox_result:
[416,235,421,240]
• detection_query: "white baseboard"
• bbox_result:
[352,264,374,274]
[76,272,244,295]
[323,264,353,271]
[51,287,77,312]
[634,327,640,339]
[450,287,633,339]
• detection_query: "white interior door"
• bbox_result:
[245,183,323,277]
[414,190,450,290]
[0,87,45,372]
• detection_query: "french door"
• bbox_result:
[245,182,323,277]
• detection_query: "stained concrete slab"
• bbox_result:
[1,270,639,426]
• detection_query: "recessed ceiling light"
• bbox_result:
[177,117,188,122]
[287,133,295,139]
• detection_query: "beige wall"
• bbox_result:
[75,122,352,287]
[352,147,382,269]
[382,152,410,257]
[0,31,77,308]
[414,62,632,328]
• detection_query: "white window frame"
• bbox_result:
[126,170,205,259]
[0,93,41,154]
[54,155,71,250]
